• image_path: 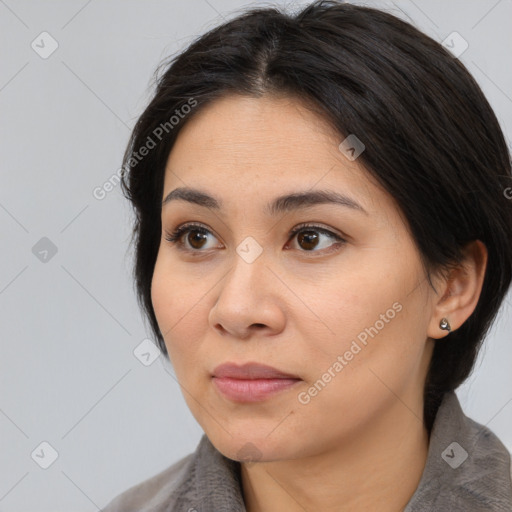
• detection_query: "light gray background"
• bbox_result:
[1,0,511,510]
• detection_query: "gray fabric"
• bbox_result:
[103,391,512,511]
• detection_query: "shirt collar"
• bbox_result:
[404,391,512,511]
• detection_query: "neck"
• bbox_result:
[240,397,430,512]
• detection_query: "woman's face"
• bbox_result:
[151,93,439,462]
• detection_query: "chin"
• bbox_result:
[204,423,298,464]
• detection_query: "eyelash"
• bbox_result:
[164,222,346,255]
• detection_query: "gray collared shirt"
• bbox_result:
[103,391,512,511]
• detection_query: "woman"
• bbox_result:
[103,1,512,510]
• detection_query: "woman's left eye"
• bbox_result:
[287,224,346,253]
[164,222,346,254]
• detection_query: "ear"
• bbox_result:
[427,240,488,340]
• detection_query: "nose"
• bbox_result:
[208,249,286,340]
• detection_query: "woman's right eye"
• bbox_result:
[164,223,221,252]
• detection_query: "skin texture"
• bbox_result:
[151,94,488,512]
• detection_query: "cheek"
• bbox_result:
[294,286,426,443]
[150,255,207,362]
[302,264,400,345]
[299,253,427,385]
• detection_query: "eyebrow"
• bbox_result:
[161,187,368,216]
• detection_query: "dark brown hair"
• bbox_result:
[120,0,512,431]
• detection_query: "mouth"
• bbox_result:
[211,362,302,402]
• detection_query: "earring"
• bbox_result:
[439,317,451,332]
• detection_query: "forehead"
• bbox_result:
[163,94,390,216]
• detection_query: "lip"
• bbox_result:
[211,362,301,402]
[212,362,300,380]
